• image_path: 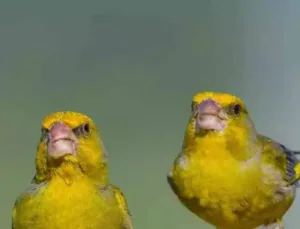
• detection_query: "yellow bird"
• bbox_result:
[167,92,300,229]
[12,111,133,229]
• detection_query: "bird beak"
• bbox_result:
[47,122,78,158]
[195,99,228,131]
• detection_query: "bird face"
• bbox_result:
[191,92,253,135]
[34,111,108,184]
[184,92,259,161]
[40,111,96,162]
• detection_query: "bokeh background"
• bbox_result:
[1,0,300,228]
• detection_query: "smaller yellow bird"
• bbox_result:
[167,92,300,229]
[12,111,133,229]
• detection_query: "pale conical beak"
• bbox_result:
[195,99,227,131]
[47,122,78,158]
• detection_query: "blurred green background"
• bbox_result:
[1,0,300,228]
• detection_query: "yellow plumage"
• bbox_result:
[167,92,300,229]
[12,111,133,229]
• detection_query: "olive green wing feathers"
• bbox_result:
[110,184,133,229]
[259,135,300,186]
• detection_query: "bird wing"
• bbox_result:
[12,182,46,229]
[104,184,133,229]
[259,135,300,186]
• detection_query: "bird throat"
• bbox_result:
[184,130,258,162]
[48,158,83,186]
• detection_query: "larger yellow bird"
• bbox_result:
[12,111,133,229]
[167,92,300,229]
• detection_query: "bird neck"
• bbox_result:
[86,163,109,187]
[49,161,84,185]
[183,128,260,162]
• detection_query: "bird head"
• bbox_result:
[34,111,108,185]
[184,92,259,160]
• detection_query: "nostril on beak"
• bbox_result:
[198,99,221,115]
[49,122,72,142]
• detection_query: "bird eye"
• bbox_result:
[191,102,198,115]
[73,123,90,137]
[232,104,241,115]
[40,128,48,141]
[83,124,90,133]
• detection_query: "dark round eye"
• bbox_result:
[232,104,241,115]
[40,128,48,141]
[191,102,196,111]
[41,128,47,135]
[191,102,198,116]
[83,124,90,133]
